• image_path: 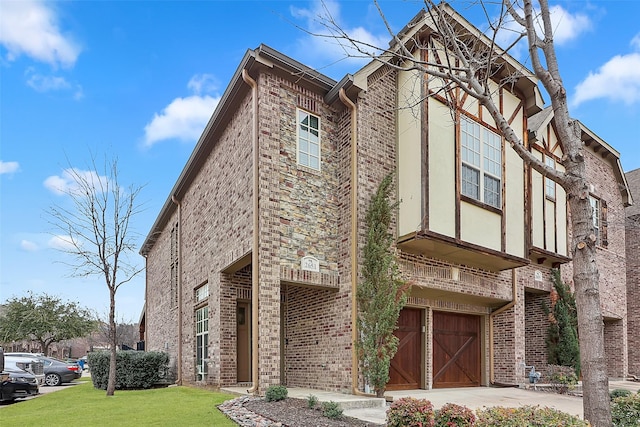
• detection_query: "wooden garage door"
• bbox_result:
[433,311,481,388]
[387,308,422,390]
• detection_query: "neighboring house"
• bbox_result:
[626,168,640,376]
[140,5,632,393]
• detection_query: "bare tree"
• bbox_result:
[48,155,144,396]
[314,1,611,424]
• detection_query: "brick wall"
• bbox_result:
[627,216,640,375]
[625,168,640,375]
[524,292,551,377]
[144,88,255,386]
[144,210,180,380]
[560,148,628,378]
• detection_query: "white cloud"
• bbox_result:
[290,0,388,66]
[143,74,221,147]
[20,240,39,251]
[48,234,77,250]
[546,5,591,46]
[631,33,640,51]
[44,168,108,196]
[0,161,20,174]
[493,4,591,60]
[26,71,70,91]
[24,67,84,98]
[572,53,640,106]
[0,0,80,68]
[187,74,218,95]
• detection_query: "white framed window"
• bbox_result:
[297,109,320,170]
[545,156,556,200]
[195,283,209,303]
[460,116,502,208]
[195,306,208,381]
[589,195,600,245]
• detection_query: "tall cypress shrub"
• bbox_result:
[356,173,411,398]
[543,269,581,376]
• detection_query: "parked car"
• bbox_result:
[0,367,39,402]
[41,357,81,385]
[6,353,80,386]
[4,356,44,386]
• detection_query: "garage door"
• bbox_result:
[387,308,422,390]
[433,311,481,388]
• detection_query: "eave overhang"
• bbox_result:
[140,44,356,256]
[398,230,530,272]
[385,4,544,116]
[528,246,571,268]
[528,108,633,208]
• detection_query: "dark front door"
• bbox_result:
[387,308,422,390]
[432,311,481,388]
[237,302,251,382]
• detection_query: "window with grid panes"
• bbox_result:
[460,116,502,208]
[297,109,320,170]
[195,306,208,381]
[589,195,601,245]
[545,156,556,199]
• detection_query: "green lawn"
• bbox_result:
[1,378,238,426]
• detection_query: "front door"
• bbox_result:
[237,302,251,382]
[387,307,423,390]
[432,311,481,388]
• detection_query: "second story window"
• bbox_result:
[297,109,320,170]
[589,195,601,245]
[460,116,502,209]
[545,156,556,200]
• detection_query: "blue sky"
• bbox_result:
[1,0,639,322]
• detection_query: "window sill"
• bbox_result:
[461,195,502,215]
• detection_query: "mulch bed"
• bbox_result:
[218,395,383,427]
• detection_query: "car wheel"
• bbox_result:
[45,373,61,386]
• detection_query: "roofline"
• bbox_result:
[382,4,543,114]
[140,45,343,256]
[579,121,633,207]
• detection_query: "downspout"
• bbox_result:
[171,194,183,385]
[242,69,260,395]
[339,88,370,396]
[489,268,518,385]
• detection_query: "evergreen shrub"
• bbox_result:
[88,350,169,390]
[264,385,288,402]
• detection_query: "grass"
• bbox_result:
[1,377,238,426]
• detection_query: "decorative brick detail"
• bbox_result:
[280,266,340,289]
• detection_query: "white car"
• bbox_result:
[4,355,45,386]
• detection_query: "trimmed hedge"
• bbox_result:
[88,350,169,390]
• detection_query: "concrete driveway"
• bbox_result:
[343,380,640,424]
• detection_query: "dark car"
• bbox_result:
[39,357,81,386]
[0,367,39,402]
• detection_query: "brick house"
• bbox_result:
[625,168,640,376]
[140,5,632,393]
